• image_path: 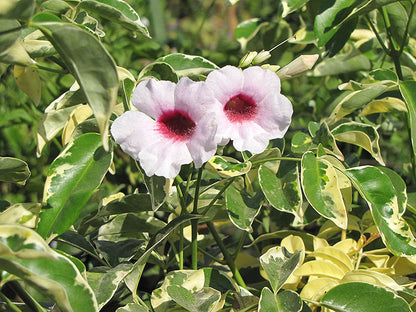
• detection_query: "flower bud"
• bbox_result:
[252,50,271,65]
[239,51,258,68]
[277,54,319,79]
[260,64,280,72]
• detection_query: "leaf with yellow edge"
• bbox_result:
[309,246,354,272]
[0,203,41,228]
[62,105,94,145]
[364,253,389,268]
[340,270,403,291]
[360,97,407,116]
[260,246,302,294]
[301,152,348,229]
[206,156,251,178]
[295,260,345,279]
[14,65,41,105]
[332,122,385,166]
[300,277,338,301]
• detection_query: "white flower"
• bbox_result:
[205,65,293,154]
[111,77,218,178]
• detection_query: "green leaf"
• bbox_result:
[36,105,82,157]
[312,54,371,77]
[281,0,310,17]
[327,84,388,124]
[331,122,385,165]
[206,156,252,178]
[88,263,133,310]
[0,157,30,184]
[142,173,172,211]
[291,132,314,154]
[0,0,35,19]
[225,184,262,232]
[0,19,20,51]
[78,0,150,37]
[155,53,219,79]
[14,65,41,105]
[309,122,343,160]
[137,62,178,83]
[167,285,221,312]
[301,152,348,229]
[400,81,416,168]
[344,166,416,256]
[321,282,411,312]
[125,215,206,297]
[234,18,267,50]
[56,230,102,261]
[38,133,112,239]
[385,2,408,49]
[260,246,302,294]
[98,193,153,217]
[34,22,119,151]
[259,288,302,312]
[0,225,98,312]
[259,163,303,222]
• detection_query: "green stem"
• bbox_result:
[191,167,203,270]
[232,231,248,260]
[0,26,23,36]
[33,64,67,75]
[398,1,415,56]
[0,291,22,312]
[365,15,390,57]
[197,246,226,265]
[8,281,46,312]
[175,178,186,270]
[206,221,247,288]
[200,177,235,215]
[380,6,403,80]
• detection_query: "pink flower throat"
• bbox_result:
[157,110,196,141]
[224,94,257,122]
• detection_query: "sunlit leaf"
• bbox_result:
[167,285,221,312]
[295,260,345,279]
[320,282,411,312]
[61,104,94,145]
[78,0,150,36]
[88,263,133,310]
[34,22,119,151]
[344,166,416,256]
[301,152,348,229]
[360,97,407,116]
[206,156,252,178]
[0,225,98,312]
[38,133,112,239]
[332,122,385,165]
[327,84,388,124]
[0,203,40,228]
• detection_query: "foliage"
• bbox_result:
[1,0,416,311]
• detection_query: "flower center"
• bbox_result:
[224,94,257,122]
[157,110,196,141]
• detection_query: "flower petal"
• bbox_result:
[132,79,176,118]
[242,66,281,103]
[205,65,244,104]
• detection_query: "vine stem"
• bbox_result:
[0,291,22,312]
[8,281,46,312]
[191,167,203,270]
[206,221,247,288]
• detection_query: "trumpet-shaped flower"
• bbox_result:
[205,65,293,154]
[111,77,218,178]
